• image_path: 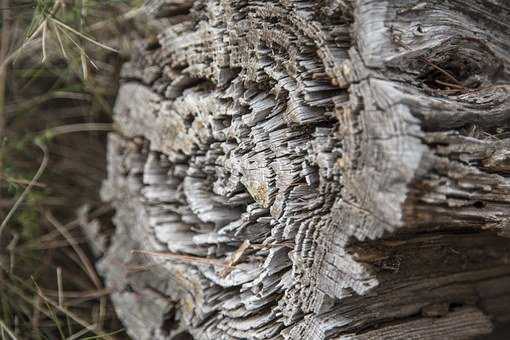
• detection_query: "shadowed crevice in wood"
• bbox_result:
[93,0,510,339]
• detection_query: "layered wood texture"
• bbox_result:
[97,0,510,338]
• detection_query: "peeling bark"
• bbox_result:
[96,0,510,338]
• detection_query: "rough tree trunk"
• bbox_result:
[93,0,510,338]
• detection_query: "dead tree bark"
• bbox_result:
[95,0,510,338]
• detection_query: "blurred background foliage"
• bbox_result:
[0,1,148,338]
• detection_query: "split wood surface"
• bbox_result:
[92,0,510,339]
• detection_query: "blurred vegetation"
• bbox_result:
[0,1,147,338]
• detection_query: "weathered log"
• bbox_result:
[96,0,510,338]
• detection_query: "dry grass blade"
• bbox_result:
[80,51,89,80]
[0,0,11,164]
[42,123,113,136]
[434,79,465,90]
[45,211,107,327]
[392,38,465,88]
[51,17,118,53]
[80,0,89,80]
[0,174,46,188]
[220,240,251,277]
[0,39,40,75]
[132,249,229,268]
[250,241,294,249]
[419,56,465,87]
[54,24,97,78]
[66,323,98,340]
[6,233,18,273]
[44,288,112,300]
[0,319,18,340]
[57,267,64,307]
[42,20,48,62]
[1,0,132,74]
[20,237,88,250]
[24,19,45,49]
[4,279,115,340]
[126,262,160,273]
[32,294,42,333]
[22,0,60,50]
[20,205,113,250]
[0,141,48,239]
[10,0,118,80]
[52,19,68,59]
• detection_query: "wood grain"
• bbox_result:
[94,0,510,338]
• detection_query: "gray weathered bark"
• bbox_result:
[94,0,510,338]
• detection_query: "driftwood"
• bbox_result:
[96,0,510,338]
